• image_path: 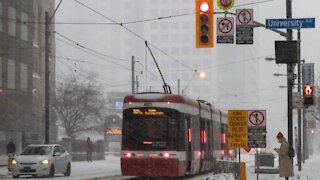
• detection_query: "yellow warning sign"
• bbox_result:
[228,110,248,148]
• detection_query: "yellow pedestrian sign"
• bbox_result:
[228,110,248,148]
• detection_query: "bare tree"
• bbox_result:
[55,72,106,140]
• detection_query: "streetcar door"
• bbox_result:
[186,116,192,174]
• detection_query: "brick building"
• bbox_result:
[0,0,57,156]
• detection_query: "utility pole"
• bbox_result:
[297,29,302,170]
[136,75,139,93]
[302,106,308,162]
[178,79,180,95]
[44,0,63,144]
[44,12,50,144]
[286,0,294,148]
[131,56,135,93]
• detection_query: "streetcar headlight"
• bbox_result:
[164,153,170,158]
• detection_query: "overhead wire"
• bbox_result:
[3,0,274,25]
[74,0,195,73]
[0,14,138,89]
[3,0,278,94]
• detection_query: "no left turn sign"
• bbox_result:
[217,17,234,36]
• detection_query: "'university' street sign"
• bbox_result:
[265,18,315,29]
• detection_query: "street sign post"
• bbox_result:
[265,18,315,29]
[236,9,254,44]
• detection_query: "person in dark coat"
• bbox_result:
[6,139,16,172]
[274,132,294,180]
[85,137,93,162]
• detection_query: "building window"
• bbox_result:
[8,6,16,36]
[21,12,28,41]
[0,2,3,32]
[20,63,28,91]
[8,59,15,89]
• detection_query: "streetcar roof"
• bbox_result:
[123,92,227,119]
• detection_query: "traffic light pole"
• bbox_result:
[302,106,308,162]
[297,29,302,170]
[286,0,294,149]
[216,0,294,149]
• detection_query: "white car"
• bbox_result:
[11,144,71,178]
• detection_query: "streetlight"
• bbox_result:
[181,70,206,96]
[199,72,206,79]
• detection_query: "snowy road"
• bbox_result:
[1,152,320,180]
[0,155,130,180]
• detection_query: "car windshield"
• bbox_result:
[21,146,53,155]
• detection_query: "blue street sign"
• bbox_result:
[265,18,315,29]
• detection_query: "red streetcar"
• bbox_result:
[121,92,236,177]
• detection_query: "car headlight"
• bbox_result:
[12,159,18,165]
[40,159,50,165]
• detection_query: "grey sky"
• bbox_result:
[55,0,319,148]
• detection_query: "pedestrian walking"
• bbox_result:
[6,138,16,173]
[85,137,93,162]
[274,132,294,180]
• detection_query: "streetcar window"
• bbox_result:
[122,108,179,150]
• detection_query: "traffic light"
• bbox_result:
[303,85,314,106]
[196,0,214,48]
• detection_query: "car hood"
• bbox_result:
[15,155,52,163]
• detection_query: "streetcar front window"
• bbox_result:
[122,108,178,150]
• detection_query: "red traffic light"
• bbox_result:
[200,2,209,12]
[196,0,213,48]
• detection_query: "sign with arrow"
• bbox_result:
[217,17,234,44]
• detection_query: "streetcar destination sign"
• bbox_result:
[265,18,315,29]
